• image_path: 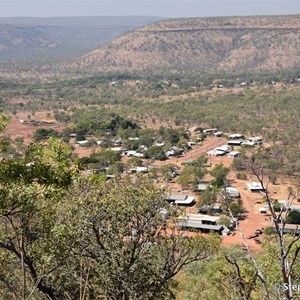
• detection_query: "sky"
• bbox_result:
[0,0,300,18]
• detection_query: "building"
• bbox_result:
[129,137,139,141]
[194,183,212,192]
[111,147,122,151]
[77,140,89,146]
[222,187,240,198]
[228,133,243,139]
[259,206,269,214]
[114,139,123,146]
[241,141,256,147]
[178,214,224,234]
[135,167,148,173]
[207,149,226,157]
[213,131,223,137]
[281,225,300,235]
[227,139,244,146]
[247,182,265,192]
[248,137,263,144]
[228,151,241,158]
[166,194,195,206]
[203,128,218,134]
[215,145,230,153]
[279,201,300,212]
[154,142,164,147]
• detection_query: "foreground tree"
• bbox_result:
[0,137,220,298]
[0,138,77,299]
[67,177,221,299]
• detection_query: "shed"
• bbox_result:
[248,137,263,144]
[166,195,195,206]
[227,139,244,146]
[228,134,243,139]
[77,140,89,146]
[207,150,226,156]
[203,128,218,134]
[281,225,300,235]
[194,183,212,192]
[222,187,240,198]
[247,182,265,192]
[213,131,223,137]
[111,147,122,151]
[241,141,256,147]
[222,227,231,236]
[215,145,230,153]
[178,214,223,234]
[259,207,269,213]
[228,151,241,158]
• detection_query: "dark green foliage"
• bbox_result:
[273,200,281,212]
[33,128,59,141]
[79,150,121,169]
[210,164,229,187]
[236,172,247,180]
[197,186,218,207]
[53,111,71,123]
[71,114,139,140]
[264,226,276,235]
[228,200,244,217]
[145,146,167,161]
[286,210,300,224]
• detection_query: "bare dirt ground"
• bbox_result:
[73,145,103,157]
[4,111,66,144]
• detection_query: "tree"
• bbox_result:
[228,201,244,217]
[0,113,10,152]
[286,210,300,225]
[89,150,121,168]
[0,132,221,299]
[210,164,229,187]
[176,245,258,300]
[0,138,76,299]
[177,165,199,188]
[33,128,59,142]
[67,178,221,299]
[177,159,207,189]
[217,216,231,228]
[127,157,143,167]
[145,146,167,161]
[197,186,218,207]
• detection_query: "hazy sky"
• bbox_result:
[1,0,300,18]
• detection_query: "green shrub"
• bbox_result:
[236,172,247,180]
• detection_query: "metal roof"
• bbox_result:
[180,214,220,223]
[166,194,187,201]
[178,221,223,231]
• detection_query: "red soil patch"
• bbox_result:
[73,145,103,158]
[4,111,67,144]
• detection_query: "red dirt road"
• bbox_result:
[153,137,227,167]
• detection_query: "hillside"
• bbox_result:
[0,16,161,63]
[74,15,300,74]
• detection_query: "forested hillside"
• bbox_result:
[74,15,300,74]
